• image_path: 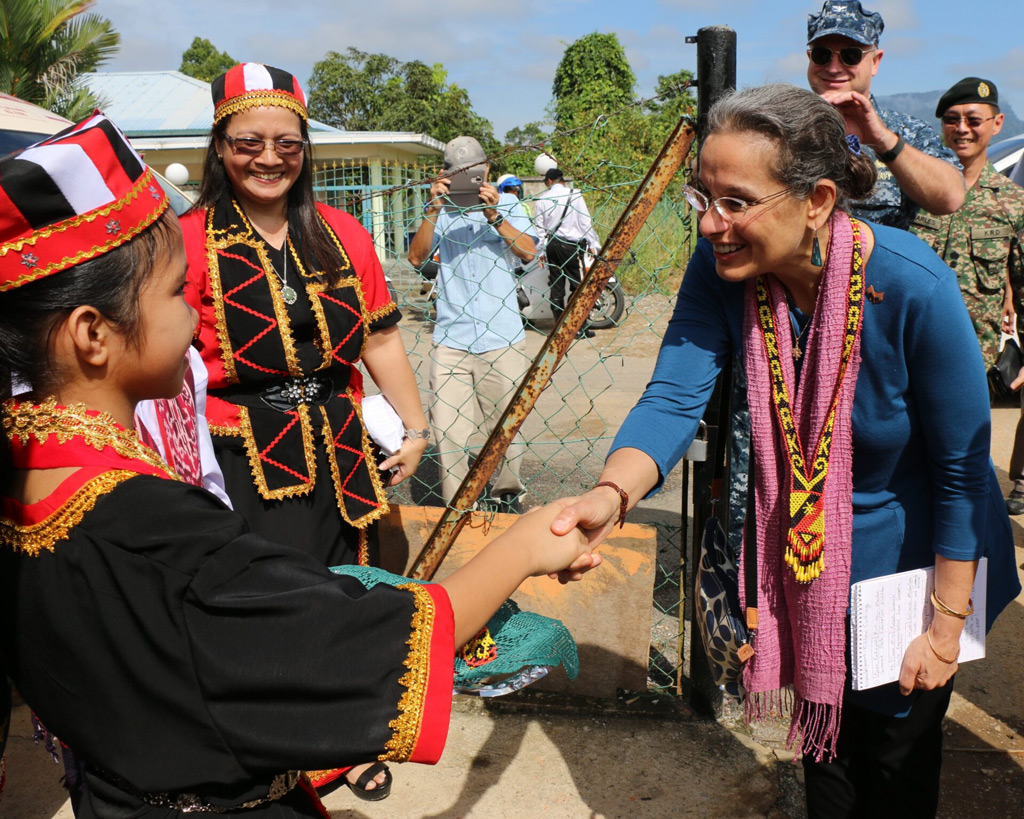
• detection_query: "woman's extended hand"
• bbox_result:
[514,499,603,584]
[379,436,428,486]
[898,629,959,696]
[549,487,622,554]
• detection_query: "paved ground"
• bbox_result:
[2,284,1022,818]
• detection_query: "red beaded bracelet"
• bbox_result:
[595,481,628,529]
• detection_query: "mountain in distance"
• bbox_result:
[875,91,1024,142]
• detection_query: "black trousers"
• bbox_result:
[802,681,954,819]
[546,236,587,314]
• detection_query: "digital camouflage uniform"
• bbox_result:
[851,97,962,232]
[911,163,1024,369]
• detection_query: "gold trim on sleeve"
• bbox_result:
[381,582,436,762]
[366,301,398,326]
[0,470,139,556]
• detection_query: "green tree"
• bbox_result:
[548,38,695,191]
[307,48,401,131]
[179,37,237,82]
[500,121,552,178]
[0,0,118,119]
[551,32,635,127]
[647,69,696,121]
[307,49,496,154]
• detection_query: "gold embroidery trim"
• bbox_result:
[2,398,178,480]
[306,276,365,372]
[204,206,240,384]
[357,527,370,568]
[382,582,436,762]
[238,404,317,501]
[0,470,138,556]
[367,301,398,326]
[214,92,307,124]
[319,399,388,529]
[208,422,243,438]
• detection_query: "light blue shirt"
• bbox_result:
[432,193,535,353]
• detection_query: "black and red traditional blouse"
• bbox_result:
[0,400,454,818]
[180,199,399,532]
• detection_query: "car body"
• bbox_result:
[989,132,1024,178]
[0,93,193,215]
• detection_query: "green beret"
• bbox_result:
[936,77,999,117]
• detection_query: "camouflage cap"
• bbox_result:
[935,77,999,117]
[807,1,884,47]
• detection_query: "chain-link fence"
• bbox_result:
[313,107,700,698]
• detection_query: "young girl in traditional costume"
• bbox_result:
[0,114,598,819]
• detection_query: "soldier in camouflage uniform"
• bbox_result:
[806,1,965,230]
[911,77,1024,514]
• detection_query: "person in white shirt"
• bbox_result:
[533,168,600,338]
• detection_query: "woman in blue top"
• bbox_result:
[553,84,1020,818]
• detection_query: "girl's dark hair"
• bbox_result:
[706,83,877,210]
[191,115,346,286]
[0,210,179,404]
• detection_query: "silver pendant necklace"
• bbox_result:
[270,235,297,305]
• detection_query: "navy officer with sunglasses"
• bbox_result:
[806,0,965,231]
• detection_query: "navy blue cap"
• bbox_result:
[807,1,884,47]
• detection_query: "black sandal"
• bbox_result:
[343,762,392,802]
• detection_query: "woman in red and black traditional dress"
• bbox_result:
[0,115,597,819]
[180,63,427,574]
[180,65,430,796]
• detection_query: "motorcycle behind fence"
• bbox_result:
[416,251,626,332]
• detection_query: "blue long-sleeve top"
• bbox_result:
[613,223,1019,627]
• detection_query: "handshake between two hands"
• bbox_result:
[506,493,619,585]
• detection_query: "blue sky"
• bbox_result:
[92,0,1024,141]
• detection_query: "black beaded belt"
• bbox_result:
[90,767,301,813]
[215,375,336,413]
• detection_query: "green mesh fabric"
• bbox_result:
[329,565,579,684]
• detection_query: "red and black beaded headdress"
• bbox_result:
[211,63,308,124]
[0,112,169,292]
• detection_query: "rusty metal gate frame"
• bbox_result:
[410,118,697,580]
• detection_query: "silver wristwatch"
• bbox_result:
[404,427,431,441]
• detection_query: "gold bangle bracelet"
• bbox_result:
[930,590,973,620]
[926,626,960,664]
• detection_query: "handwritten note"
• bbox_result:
[849,558,987,691]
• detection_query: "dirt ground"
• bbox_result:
[1,285,1022,818]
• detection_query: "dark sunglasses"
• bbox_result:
[808,45,875,67]
[941,114,997,129]
[223,134,307,157]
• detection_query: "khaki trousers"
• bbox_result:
[428,343,529,503]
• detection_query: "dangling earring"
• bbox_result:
[811,227,823,267]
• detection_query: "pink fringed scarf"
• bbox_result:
[740,210,864,762]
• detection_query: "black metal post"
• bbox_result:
[693,26,737,142]
[684,25,737,717]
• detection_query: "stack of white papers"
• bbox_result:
[849,558,987,690]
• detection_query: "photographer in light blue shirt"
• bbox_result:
[408,137,536,509]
